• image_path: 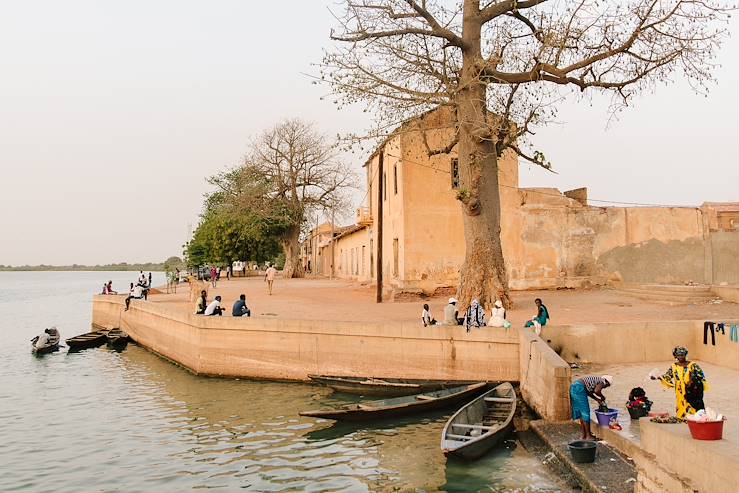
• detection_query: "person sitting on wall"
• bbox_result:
[125,282,144,311]
[464,299,486,332]
[524,298,550,333]
[195,290,208,315]
[204,295,224,316]
[488,300,507,328]
[443,298,463,326]
[570,374,613,440]
[232,294,251,317]
[421,303,436,326]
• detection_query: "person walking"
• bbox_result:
[265,263,278,295]
[210,266,217,288]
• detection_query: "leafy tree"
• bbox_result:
[322,0,733,307]
[208,119,355,278]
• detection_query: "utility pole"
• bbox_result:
[376,150,384,303]
[330,206,335,280]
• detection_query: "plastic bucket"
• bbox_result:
[628,407,648,420]
[594,408,619,427]
[687,419,725,440]
[568,440,597,463]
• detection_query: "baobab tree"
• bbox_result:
[321,0,733,307]
[209,119,354,278]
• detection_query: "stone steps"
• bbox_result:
[612,284,717,305]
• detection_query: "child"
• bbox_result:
[421,303,436,327]
[626,387,653,419]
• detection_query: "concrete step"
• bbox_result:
[617,283,713,294]
[614,288,717,304]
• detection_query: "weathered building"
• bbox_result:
[303,108,739,296]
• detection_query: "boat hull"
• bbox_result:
[66,331,108,350]
[308,374,473,397]
[300,382,488,422]
[441,382,516,460]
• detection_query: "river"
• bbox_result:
[0,271,572,492]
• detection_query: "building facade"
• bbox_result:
[303,108,739,296]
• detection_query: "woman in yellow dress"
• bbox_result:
[652,346,708,419]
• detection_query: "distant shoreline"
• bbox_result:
[0,264,165,272]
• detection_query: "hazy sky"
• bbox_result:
[1,1,737,265]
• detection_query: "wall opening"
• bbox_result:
[451,158,459,189]
[393,238,399,278]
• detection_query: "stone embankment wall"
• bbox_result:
[542,319,739,371]
[92,295,573,421]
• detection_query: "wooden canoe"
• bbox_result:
[66,331,108,350]
[106,328,130,347]
[300,382,488,422]
[308,374,474,397]
[31,335,60,355]
[441,382,516,460]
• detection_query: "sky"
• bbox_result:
[0,1,737,266]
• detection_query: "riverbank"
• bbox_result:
[92,277,739,492]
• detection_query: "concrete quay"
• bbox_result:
[92,277,739,492]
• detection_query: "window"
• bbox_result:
[393,165,398,195]
[392,238,399,278]
[369,237,374,278]
[383,172,387,201]
[451,158,460,189]
[362,245,366,276]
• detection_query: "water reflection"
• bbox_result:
[1,272,573,492]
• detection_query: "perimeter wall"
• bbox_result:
[92,295,574,421]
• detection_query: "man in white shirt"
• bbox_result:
[125,283,145,311]
[265,264,278,295]
[204,295,224,316]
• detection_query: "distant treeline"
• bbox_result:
[0,262,165,272]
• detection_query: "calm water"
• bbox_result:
[0,272,572,492]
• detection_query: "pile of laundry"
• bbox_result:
[686,408,724,422]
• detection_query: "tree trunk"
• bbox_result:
[280,226,304,278]
[455,0,510,311]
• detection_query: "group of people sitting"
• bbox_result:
[422,297,549,332]
[195,291,251,317]
[124,272,152,311]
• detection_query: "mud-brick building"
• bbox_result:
[302,107,739,297]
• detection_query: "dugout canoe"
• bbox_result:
[66,331,108,350]
[106,328,130,348]
[441,382,516,460]
[299,382,487,422]
[308,374,472,397]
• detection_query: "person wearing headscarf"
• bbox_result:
[464,299,486,332]
[488,299,506,327]
[651,346,708,419]
[570,375,613,440]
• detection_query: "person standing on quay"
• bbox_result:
[210,266,217,288]
[265,263,278,295]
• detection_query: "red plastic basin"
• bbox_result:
[687,419,725,440]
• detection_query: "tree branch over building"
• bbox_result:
[320,0,733,307]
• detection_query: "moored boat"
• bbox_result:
[299,382,487,422]
[308,374,473,397]
[106,328,130,348]
[66,331,108,350]
[31,327,61,355]
[441,382,516,460]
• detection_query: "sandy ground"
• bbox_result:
[148,276,739,326]
[572,361,739,448]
